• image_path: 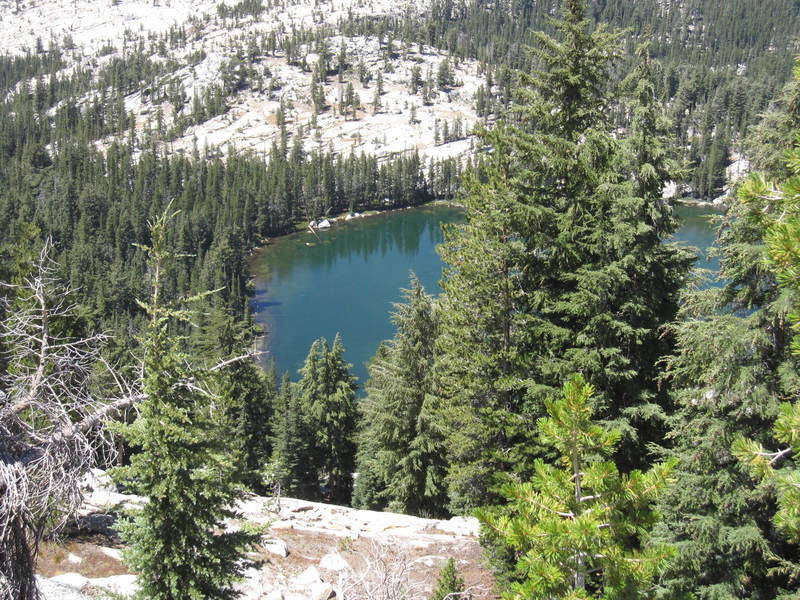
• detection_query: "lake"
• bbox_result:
[250,203,721,386]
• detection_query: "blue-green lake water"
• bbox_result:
[250,203,720,386]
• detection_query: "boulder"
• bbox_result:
[50,573,89,590]
[88,574,138,596]
[661,181,678,199]
[435,516,480,537]
[97,546,122,561]
[70,512,116,537]
[311,581,334,600]
[265,538,290,557]
[317,219,331,229]
[36,576,89,600]
[291,566,322,589]
[80,468,117,493]
[236,567,264,599]
[319,552,350,572]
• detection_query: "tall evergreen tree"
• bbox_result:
[315,334,359,504]
[436,0,690,512]
[112,210,257,600]
[270,372,312,498]
[193,304,276,492]
[353,275,447,516]
[654,62,800,600]
[290,335,358,503]
[734,143,800,540]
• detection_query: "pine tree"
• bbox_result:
[315,334,358,504]
[353,275,447,516]
[112,210,257,599]
[654,62,800,600]
[436,125,533,513]
[292,335,358,503]
[429,558,465,600]
[436,0,690,512]
[270,373,313,498]
[746,60,800,180]
[476,375,674,600]
[192,304,275,492]
[733,124,800,565]
[372,73,383,115]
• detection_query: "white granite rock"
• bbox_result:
[291,566,322,589]
[88,574,138,596]
[265,538,290,558]
[49,573,89,590]
[310,581,334,600]
[319,552,350,572]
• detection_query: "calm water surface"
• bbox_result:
[250,203,720,386]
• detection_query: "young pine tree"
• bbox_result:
[429,558,465,600]
[113,210,257,599]
[476,375,674,600]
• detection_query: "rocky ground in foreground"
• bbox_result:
[36,471,496,599]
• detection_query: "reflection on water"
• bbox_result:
[250,202,721,387]
[249,205,464,385]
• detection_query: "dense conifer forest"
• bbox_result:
[4,0,800,598]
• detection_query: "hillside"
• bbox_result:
[0,0,479,163]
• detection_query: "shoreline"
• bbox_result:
[674,197,727,210]
[253,198,462,250]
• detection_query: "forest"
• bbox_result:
[3,0,800,598]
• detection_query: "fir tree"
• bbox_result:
[353,275,447,516]
[270,373,313,498]
[112,209,257,600]
[315,334,359,504]
[734,103,800,576]
[192,304,275,492]
[654,62,800,600]
[436,124,533,513]
[292,335,358,503]
[476,375,674,600]
[436,0,690,512]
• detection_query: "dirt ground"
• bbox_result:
[256,528,498,599]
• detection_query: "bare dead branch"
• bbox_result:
[339,540,427,600]
[0,240,141,600]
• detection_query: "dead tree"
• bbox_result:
[0,242,140,599]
